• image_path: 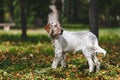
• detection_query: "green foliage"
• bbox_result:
[27,0,51,25]
[0,29,120,79]
[1,0,120,27]
[99,0,120,26]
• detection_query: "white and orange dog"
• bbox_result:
[44,22,106,72]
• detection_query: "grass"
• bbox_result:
[0,26,120,79]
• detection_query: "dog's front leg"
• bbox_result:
[52,48,62,69]
[61,52,66,68]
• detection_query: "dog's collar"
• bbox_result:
[60,29,64,35]
[50,29,63,36]
[50,29,64,39]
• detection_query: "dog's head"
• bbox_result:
[44,22,62,37]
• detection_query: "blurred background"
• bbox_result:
[0,0,120,39]
[0,0,120,37]
[0,0,120,26]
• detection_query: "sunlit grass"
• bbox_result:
[0,26,120,79]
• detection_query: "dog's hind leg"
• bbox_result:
[93,55,100,72]
[82,49,95,72]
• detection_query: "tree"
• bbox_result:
[48,0,59,23]
[20,0,27,39]
[55,0,63,23]
[48,0,62,23]
[0,0,4,22]
[89,0,99,38]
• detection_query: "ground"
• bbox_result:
[0,27,120,79]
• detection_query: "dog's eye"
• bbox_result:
[54,24,57,27]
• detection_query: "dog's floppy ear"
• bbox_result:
[55,22,62,34]
[44,23,50,33]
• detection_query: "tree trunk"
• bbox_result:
[56,0,63,23]
[20,0,27,39]
[10,1,14,21]
[0,7,4,22]
[89,0,99,38]
[48,0,59,23]
[73,0,79,22]
[68,0,74,23]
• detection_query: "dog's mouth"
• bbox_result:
[50,29,63,38]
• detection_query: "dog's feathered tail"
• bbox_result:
[93,40,106,57]
[89,33,106,57]
[95,46,106,57]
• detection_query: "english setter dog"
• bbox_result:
[44,22,106,72]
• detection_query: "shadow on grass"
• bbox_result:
[0,34,51,44]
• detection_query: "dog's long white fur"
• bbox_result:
[45,22,106,72]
